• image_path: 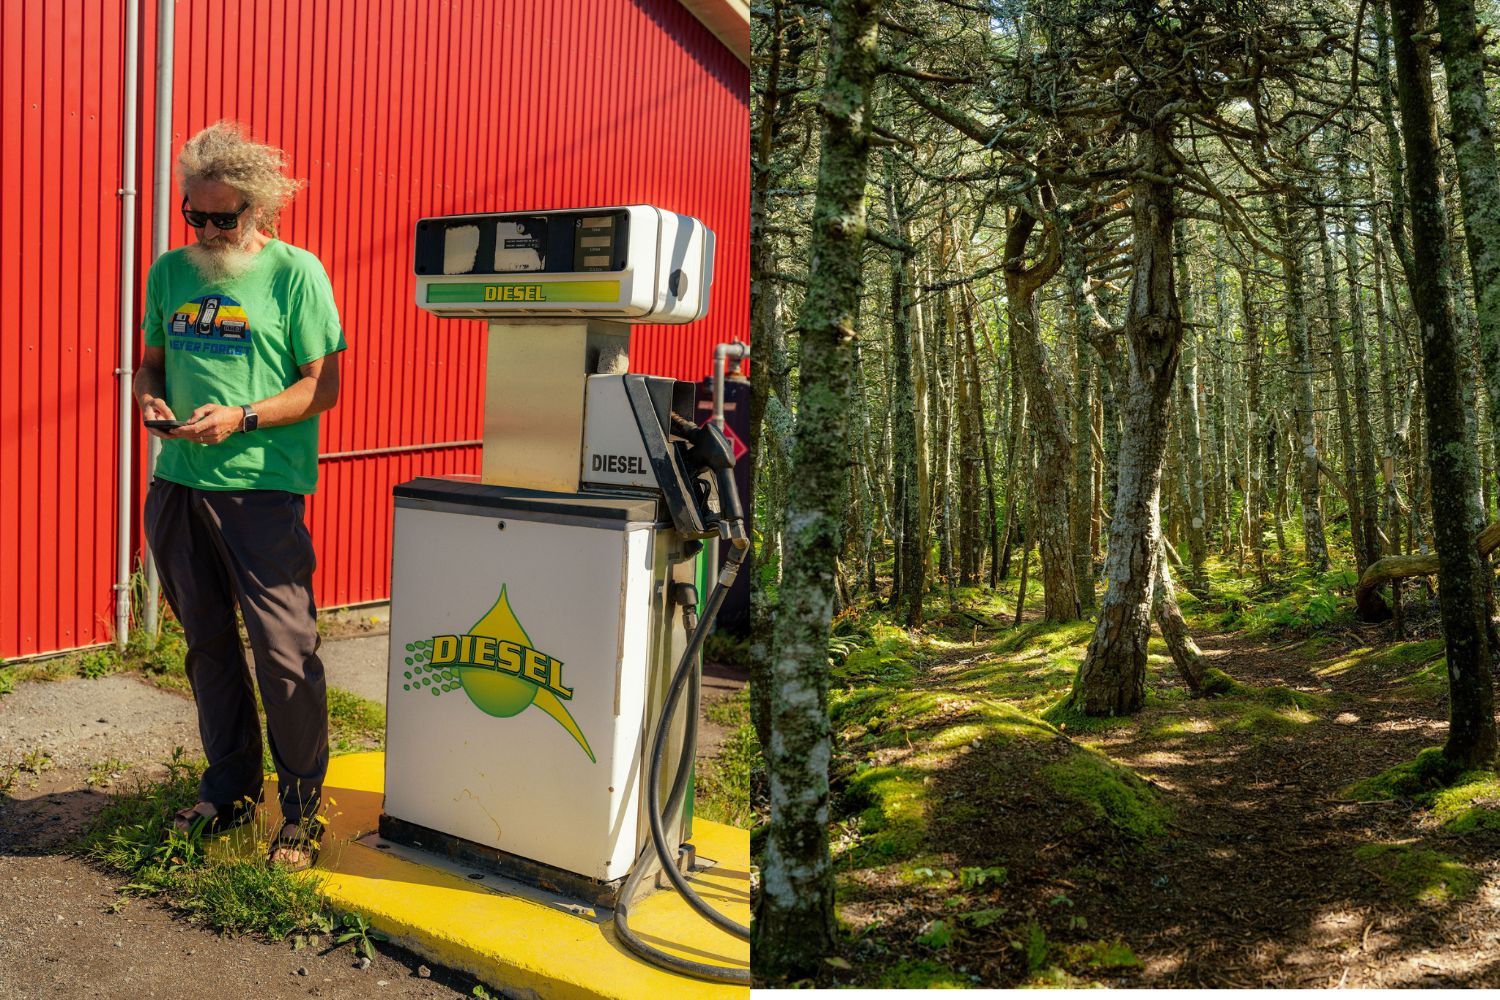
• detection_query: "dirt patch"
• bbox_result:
[0,853,479,999]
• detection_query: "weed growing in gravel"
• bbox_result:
[86,758,131,789]
[334,910,389,960]
[77,747,329,941]
[0,666,13,697]
[0,760,18,795]
[19,748,53,775]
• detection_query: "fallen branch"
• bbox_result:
[1354,520,1500,622]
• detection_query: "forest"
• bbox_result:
[747,0,1500,987]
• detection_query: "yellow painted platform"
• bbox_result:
[257,752,750,999]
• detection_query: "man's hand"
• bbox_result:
[175,403,244,445]
[139,394,180,441]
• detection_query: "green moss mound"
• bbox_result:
[1353,844,1479,905]
[839,623,921,683]
[1427,772,1500,833]
[1041,751,1169,841]
[878,959,968,988]
[1063,939,1142,971]
[1342,747,1469,801]
[1199,667,1240,696]
[843,765,926,860]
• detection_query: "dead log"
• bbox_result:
[1355,520,1500,621]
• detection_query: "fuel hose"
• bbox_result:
[613,542,751,985]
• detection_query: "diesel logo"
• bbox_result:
[592,453,648,476]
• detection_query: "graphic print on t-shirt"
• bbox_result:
[168,294,252,357]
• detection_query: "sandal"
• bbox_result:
[171,799,255,838]
[268,821,323,872]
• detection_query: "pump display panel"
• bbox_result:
[413,205,712,323]
[414,211,631,276]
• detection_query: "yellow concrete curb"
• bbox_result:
[264,752,750,999]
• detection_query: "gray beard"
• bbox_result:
[184,241,261,282]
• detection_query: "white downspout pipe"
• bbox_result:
[144,0,174,642]
[712,339,749,430]
[115,0,141,652]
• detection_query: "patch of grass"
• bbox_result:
[184,858,331,938]
[1040,751,1169,841]
[0,667,14,696]
[78,748,334,940]
[697,692,756,828]
[1342,747,1468,801]
[1353,843,1479,905]
[326,688,385,754]
[877,958,969,988]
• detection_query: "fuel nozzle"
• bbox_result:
[674,416,747,549]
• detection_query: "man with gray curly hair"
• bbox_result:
[133,120,345,870]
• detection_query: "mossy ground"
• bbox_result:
[787,551,1499,989]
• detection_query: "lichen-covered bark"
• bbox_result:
[1061,217,1096,610]
[1072,114,1182,717]
[1240,265,1271,587]
[1274,194,1331,573]
[1343,175,1383,575]
[1153,541,1207,693]
[1390,0,1499,769]
[1435,0,1500,512]
[1317,201,1369,570]
[885,162,924,626]
[1006,211,1079,622]
[1173,224,1208,588]
[754,0,878,971]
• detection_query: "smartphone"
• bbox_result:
[144,419,187,430]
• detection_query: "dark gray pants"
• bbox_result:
[144,479,328,824]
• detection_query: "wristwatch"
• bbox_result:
[241,405,259,433]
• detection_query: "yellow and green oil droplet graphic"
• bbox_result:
[402,586,595,762]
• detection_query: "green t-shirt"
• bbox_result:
[141,240,347,494]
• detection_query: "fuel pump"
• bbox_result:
[380,206,748,984]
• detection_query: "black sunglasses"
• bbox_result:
[180,196,252,230]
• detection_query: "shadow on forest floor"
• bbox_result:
[777,566,1500,989]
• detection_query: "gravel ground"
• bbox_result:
[0,620,747,999]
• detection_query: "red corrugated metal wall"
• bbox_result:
[0,0,748,658]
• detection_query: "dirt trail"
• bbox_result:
[1084,631,1500,988]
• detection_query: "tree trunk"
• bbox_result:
[1318,201,1369,570]
[1153,540,1208,693]
[1062,216,1097,610]
[1275,193,1332,572]
[1005,210,1079,622]
[1174,222,1208,587]
[755,0,878,970]
[1072,111,1183,716]
[1241,265,1272,588]
[1343,168,1384,575]
[886,163,924,627]
[1390,0,1499,769]
[1435,0,1500,513]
